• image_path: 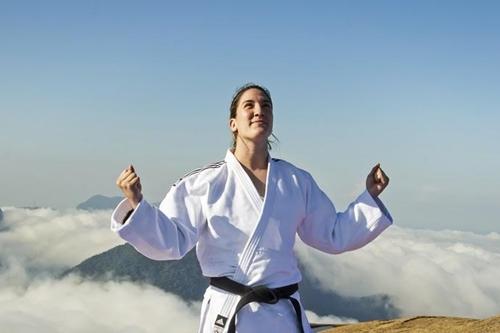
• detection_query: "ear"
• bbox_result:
[229,118,237,133]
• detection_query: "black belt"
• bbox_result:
[209,276,304,333]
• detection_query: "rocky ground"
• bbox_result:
[316,315,500,332]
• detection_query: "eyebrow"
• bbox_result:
[241,99,272,105]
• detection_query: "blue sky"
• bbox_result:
[1,1,499,233]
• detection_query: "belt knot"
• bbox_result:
[249,285,279,304]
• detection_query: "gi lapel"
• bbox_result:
[214,150,278,332]
[224,149,277,282]
[224,149,264,215]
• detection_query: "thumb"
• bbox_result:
[369,163,380,175]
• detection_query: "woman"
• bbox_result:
[111,83,393,333]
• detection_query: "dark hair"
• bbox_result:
[229,83,278,150]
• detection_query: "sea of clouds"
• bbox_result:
[0,207,201,333]
[0,207,498,332]
[0,207,346,332]
[296,225,500,318]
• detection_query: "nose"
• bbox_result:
[253,103,265,117]
[254,104,262,116]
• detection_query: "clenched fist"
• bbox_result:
[366,163,390,198]
[116,165,143,208]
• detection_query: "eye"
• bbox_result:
[261,102,272,111]
[243,102,254,109]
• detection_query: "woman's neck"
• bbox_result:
[233,140,268,170]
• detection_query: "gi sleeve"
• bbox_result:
[110,177,206,260]
[297,172,393,254]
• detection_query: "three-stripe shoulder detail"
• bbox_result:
[172,160,226,186]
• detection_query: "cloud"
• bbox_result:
[0,207,123,273]
[0,273,200,333]
[2,207,500,332]
[304,310,358,325]
[0,207,199,332]
[296,225,500,318]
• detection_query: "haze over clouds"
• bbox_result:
[296,226,500,318]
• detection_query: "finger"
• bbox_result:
[121,172,134,183]
[369,164,381,179]
[376,169,386,184]
[122,164,135,174]
[370,163,381,174]
[122,175,139,190]
[123,172,138,183]
[117,166,137,187]
[129,176,140,186]
[121,165,136,177]
[117,169,131,186]
[118,172,136,187]
[119,167,131,179]
[372,167,382,183]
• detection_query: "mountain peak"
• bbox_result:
[64,244,400,321]
[76,195,124,211]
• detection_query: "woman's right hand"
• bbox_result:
[116,165,143,209]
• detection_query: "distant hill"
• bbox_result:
[76,195,124,211]
[0,207,6,232]
[77,195,161,211]
[63,245,400,321]
[63,244,207,301]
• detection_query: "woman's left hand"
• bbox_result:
[366,163,390,197]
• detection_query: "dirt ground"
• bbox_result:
[320,315,500,333]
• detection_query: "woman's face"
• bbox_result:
[229,88,273,146]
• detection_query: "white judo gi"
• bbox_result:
[111,149,393,333]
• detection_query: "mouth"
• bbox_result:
[251,120,267,126]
